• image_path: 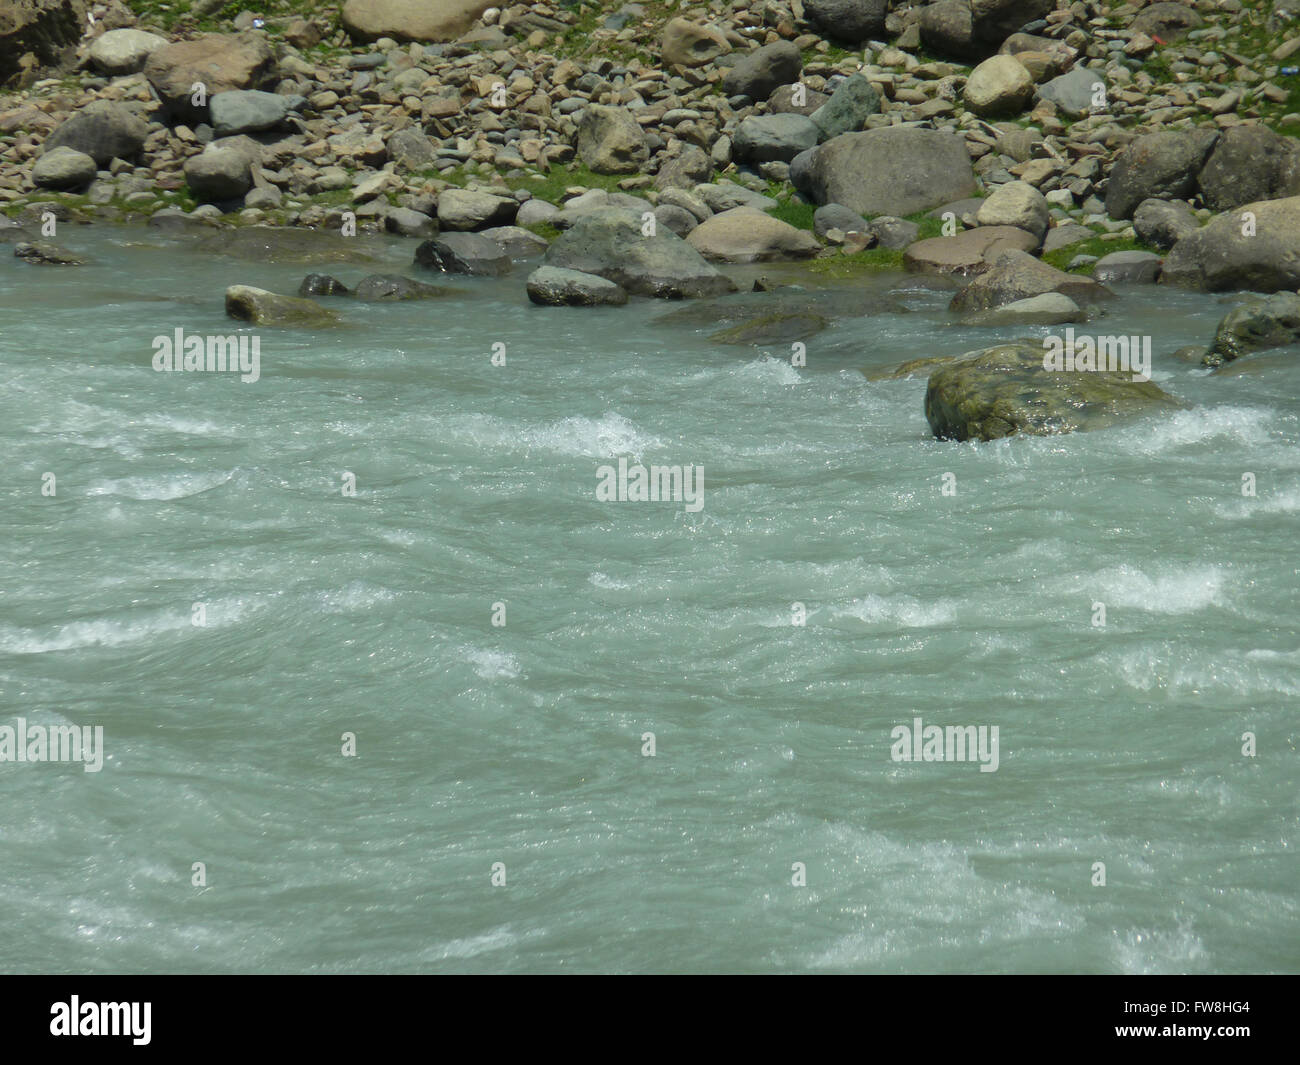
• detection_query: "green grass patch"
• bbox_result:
[1042,234,1146,272]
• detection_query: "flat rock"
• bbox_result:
[526,266,629,306]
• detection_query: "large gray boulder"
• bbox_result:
[1104,129,1219,220]
[1131,2,1203,40]
[1196,125,1300,213]
[1161,195,1300,292]
[1093,251,1162,285]
[925,340,1184,442]
[209,90,296,136]
[541,206,734,298]
[963,54,1034,117]
[526,266,629,306]
[42,100,150,167]
[721,40,801,100]
[0,0,86,86]
[577,104,649,174]
[89,28,168,76]
[437,188,517,230]
[949,249,1111,311]
[184,143,254,202]
[1036,64,1108,119]
[1204,293,1300,366]
[31,145,96,190]
[975,180,1048,242]
[414,232,511,275]
[921,0,1053,61]
[803,0,888,43]
[806,127,977,217]
[733,113,820,163]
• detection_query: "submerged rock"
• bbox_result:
[949,250,1111,312]
[13,241,85,265]
[964,292,1085,326]
[298,273,350,297]
[414,232,511,275]
[662,287,906,345]
[352,274,451,301]
[1204,293,1300,367]
[526,266,629,306]
[225,285,342,326]
[925,341,1184,442]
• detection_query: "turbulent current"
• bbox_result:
[1,227,1296,973]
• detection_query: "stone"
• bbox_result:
[806,127,977,217]
[31,145,96,190]
[387,127,436,171]
[661,18,730,67]
[42,101,150,167]
[414,232,511,275]
[541,206,734,299]
[144,34,278,122]
[867,216,921,250]
[1036,64,1108,119]
[184,145,253,202]
[13,240,85,265]
[209,90,294,136]
[1132,198,1199,250]
[963,55,1034,117]
[814,203,867,239]
[1092,250,1162,285]
[298,274,350,297]
[577,105,649,174]
[1196,125,1300,213]
[89,28,167,76]
[810,74,881,141]
[1161,196,1300,292]
[721,41,801,101]
[479,225,548,257]
[1041,224,1094,255]
[803,0,888,44]
[1204,292,1300,366]
[653,204,700,238]
[352,274,451,300]
[964,292,1085,326]
[654,145,713,192]
[903,226,1039,276]
[733,113,820,164]
[0,0,85,85]
[685,207,821,263]
[341,0,493,43]
[948,249,1111,311]
[225,285,341,326]
[526,265,629,306]
[516,199,559,227]
[925,340,1183,442]
[437,188,517,230]
[1131,2,1203,41]
[975,180,1048,241]
[1104,129,1219,220]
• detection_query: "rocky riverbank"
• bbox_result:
[4,0,1300,440]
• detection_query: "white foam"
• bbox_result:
[463,647,521,680]
[86,469,234,500]
[831,593,957,628]
[440,411,662,460]
[1131,405,1273,453]
[1213,484,1300,519]
[1087,564,1226,614]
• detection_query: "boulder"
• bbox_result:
[577,104,649,174]
[653,204,700,237]
[654,145,713,192]
[13,240,84,265]
[184,144,254,202]
[479,225,548,257]
[298,274,350,297]
[686,207,821,263]
[803,0,888,44]
[41,100,149,167]
[661,18,730,67]
[341,0,493,43]
[1204,293,1300,366]
[964,292,1085,326]
[1104,128,1219,220]
[769,82,830,116]
[810,74,881,141]
[903,226,1039,276]
[31,145,96,190]
[733,113,820,164]
[352,274,451,300]
[921,0,1053,61]
[1132,198,1199,250]
[867,216,921,250]
[1196,125,1300,213]
[695,181,777,214]
[806,127,976,217]
[413,232,510,275]
[0,0,86,85]
[963,55,1034,117]
[225,285,341,326]
[144,34,278,122]
[516,199,560,227]
[1035,64,1107,119]
[814,203,867,239]
[387,127,436,171]
[526,265,629,306]
[1093,251,1162,285]
[210,89,296,136]
[437,187,517,230]
[1041,223,1094,254]
[948,249,1112,311]
[975,180,1048,241]
[721,40,801,101]
[89,28,167,76]
[541,206,734,298]
[925,340,1183,441]
[1161,196,1300,292]
[1131,1,1203,41]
